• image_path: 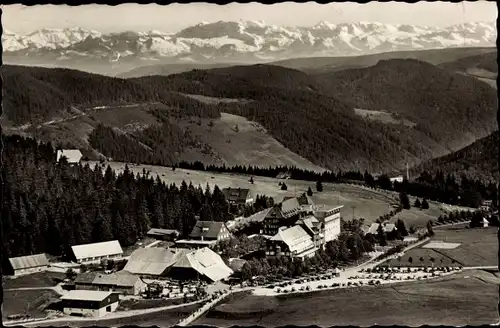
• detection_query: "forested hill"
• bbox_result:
[3,61,497,173]
[154,60,497,171]
[1,64,221,125]
[410,131,499,182]
[315,59,497,147]
[438,51,497,74]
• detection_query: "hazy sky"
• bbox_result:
[2,2,497,34]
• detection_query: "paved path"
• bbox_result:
[5,284,65,296]
[434,221,471,229]
[145,240,162,248]
[4,287,55,291]
[177,287,255,327]
[7,299,205,327]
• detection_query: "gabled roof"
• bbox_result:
[75,272,98,284]
[366,223,397,235]
[9,253,49,271]
[281,197,302,217]
[92,270,141,287]
[270,225,315,254]
[222,188,251,202]
[124,247,189,276]
[56,149,83,163]
[147,228,180,236]
[266,197,303,220]
[71,240,123,261]
[189,221,225,239]
[296,216,320,235]
[61,290,113,302]
[172,248,233,282]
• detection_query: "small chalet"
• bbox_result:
[56,149,83,165]
[365,223,397,236]
[60,290,119,318]
[222,187,254,206]
[146,228,180,241]
[189,221,230,242]
[6,253,50,276]
[390,176,404,183]
[71,240,123,264]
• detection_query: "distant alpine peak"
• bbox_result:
[313,21,337,30]
[3,20,496,63]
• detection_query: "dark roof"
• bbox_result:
[222,188,251,202]
[9,254,49,270]
[92,271,141,287]
[75,272,98,284]
[190,221,225,239]
[75,271,142,287]
[147,228,180,236]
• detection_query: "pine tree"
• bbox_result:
[316,180,323,192]
[421,199,429,209]
[377,224,387,246]
[281,183,288,191]
[399,192,411,209]
[307,187,313,196]
[395,219,408,237]
[426,220,435,236]
[414,198,422,208]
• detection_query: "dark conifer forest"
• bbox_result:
[1,135,236,258]
[2,62,496,173]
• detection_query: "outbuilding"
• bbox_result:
[74,270,146,295]
[71,240,123,264]
[146,228,180,241]
[60,290,119,317]
[6,253,50,276]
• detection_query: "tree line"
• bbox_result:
[177,161,497,209]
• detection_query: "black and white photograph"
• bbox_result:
[0,1,498,326]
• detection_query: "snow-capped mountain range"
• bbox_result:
[3,20,496,69]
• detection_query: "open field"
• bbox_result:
[3,272,66,290]
[176,112,325,172]
[194,270,498,326]
[90,161,470,229]
[354,108,416,127]
[380,227,497,268]
[3,289,60,320]
[388,193,473,228]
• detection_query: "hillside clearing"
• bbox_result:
[177,113,325,172]
[183,93,253,105]
[354,108,416,127]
